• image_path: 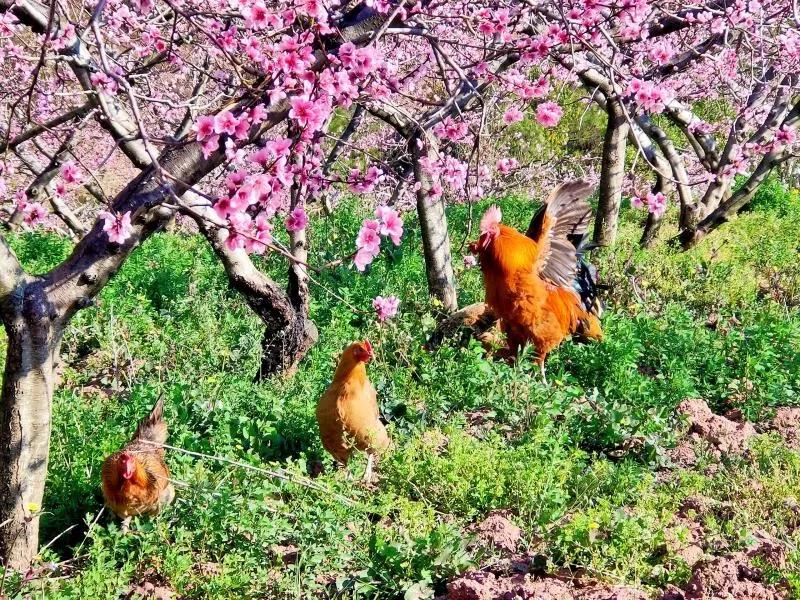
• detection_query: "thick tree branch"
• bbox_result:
[35,3,392,322]
[593,98,629,246]
[11,143,89,236]
[678,101,800,247]
[0,236,25,300]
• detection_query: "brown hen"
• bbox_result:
[316,340,390,482]
[101,396,175,527]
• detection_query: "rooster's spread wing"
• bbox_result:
[526,180,594,288]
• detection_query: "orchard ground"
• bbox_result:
[3,181,800,598]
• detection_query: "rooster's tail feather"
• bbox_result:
[568,233,607,319]
[132,394,168,445]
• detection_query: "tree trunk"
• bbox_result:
[0,281,62,571]
[190,214,317,380]
[640,211,664,248]
[411,135,458,313]
[593,100,629,247]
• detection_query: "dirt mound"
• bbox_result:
[667,553,789,599]
[764,407,800,448]
[446,572,648,600]
[469,511,522,553]
[124,568,174,600]
[677,399,756,454]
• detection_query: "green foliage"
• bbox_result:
[3,176,800,598]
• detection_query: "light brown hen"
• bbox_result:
[316,340,390,482]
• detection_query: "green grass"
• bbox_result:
[3,180,800,598]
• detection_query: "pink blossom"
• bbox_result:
[631,195,646,209]
[433,116,469,141]
[131,0,154,13]
[222,228,246,251]
[496,158,519,175]
[426,181,443,202]
[213,196,236,220]
[646,192,667,216]
[776,125,796,147]
[193,115,216,141]
[502,107,524,125]
[536,101,563,127]
[51,23,76,50]
[372,295,399,321]
[354,246,379,272]
[289,96,326,130]
[99,210,133,244]
[214,111,240,136]
[23,202,47,227]
[201,135,220,159]
[249,104,267,124]
[60,162,82,185]
[233,114,251,140]
[90,71,118,95]
[463,255,477,268]
[267,137,293,159]
[242,2,270,29]
[375,206,403,245]
[295,0,327,21]
[442,156,468,189]
[246,213,273,254]
[348,166,383,193]
[285,206,308,231]
[356,219,381,253]
[626,79,671,114]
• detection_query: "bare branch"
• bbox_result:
[0,102,92,154]
[2,0,153,167]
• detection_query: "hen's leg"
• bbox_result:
[538,360,548,386]
[363,453,375,484]
[121,516,132,534]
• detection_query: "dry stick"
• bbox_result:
[140,441,357,507]
[71,506,105,560]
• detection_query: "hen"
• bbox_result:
[316,340,390,483]
[101,396,175,527]
[469,180,604,382]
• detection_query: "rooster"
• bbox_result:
[101,396,175,528]
[316,340,390,483]
[469,180,604,382]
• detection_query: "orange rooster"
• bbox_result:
[316,340,390,483]
[469,180,604,382]
[101,396,175,528]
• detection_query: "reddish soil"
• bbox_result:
[446,571,648,600]
[763,407,800,449]
[677,399,756,454]
[674,553,789,599]
[469,511,523,553]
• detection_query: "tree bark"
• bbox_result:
[0,277,62,571]
[411,134,458,313]
[593,99,629,247]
